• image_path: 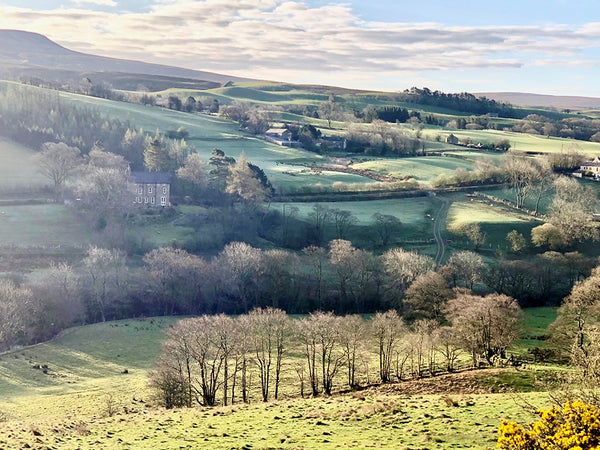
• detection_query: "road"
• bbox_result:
[433,196,451,265]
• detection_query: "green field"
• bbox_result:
[427,128,600,155]
[0,137,47,192]
[446,201,537,231]
[0,204,90,248]
[0,312,560,449]
[353,155,475,185]
[278,197,434,226]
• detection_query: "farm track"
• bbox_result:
[433,196,451,265]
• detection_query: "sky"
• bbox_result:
[1,0,600,96]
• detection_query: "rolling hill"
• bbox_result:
[476,91,600,110]
[0,29,254,87]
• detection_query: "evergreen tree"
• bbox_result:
[226,152,268,204]
[144,131,169,172]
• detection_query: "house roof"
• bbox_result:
[266,128,290,136]
[130,171,171,184]
[582,162,600,168]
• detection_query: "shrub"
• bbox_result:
[498,401,600,449]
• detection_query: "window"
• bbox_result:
[135,197,141,203]
[160,196,167,206]
[150,197,155,204]
[144,197,148,203]
[162,186,167,194]
[137,187,143,194]
[148,186,153,194]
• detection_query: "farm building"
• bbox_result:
[446,134,459,145]
[130,171,171,207]
[264,128,296,146]
[573,157,600,179]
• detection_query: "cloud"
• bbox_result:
[71,0,117,6]
[0,0,599,91]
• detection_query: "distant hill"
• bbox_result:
[477,92,600,110]
[0,29,253,87]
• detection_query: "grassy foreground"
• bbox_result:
[0,311,562,449]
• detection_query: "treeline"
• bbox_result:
[152,256,600,410]
[512,114,600,142]
[399,87,518,117]
[150,298,521,408]
[344,121,422,156]
[1,236,593,352]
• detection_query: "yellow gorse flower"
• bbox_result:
[498,401,600,449]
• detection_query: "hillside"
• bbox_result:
[477,91,600,110]
[0,29,253,85]
[0,316,556,449]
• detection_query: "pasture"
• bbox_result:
[443,195,542,252]
[0,204,90,248]
[0,312,560,449]
[446,201,536,232]
[352,155,475,186]
[0,137,47,193]
[277,197,434,226]
[427,128,600,155]
[276,196,436,249]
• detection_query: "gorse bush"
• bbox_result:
[498,401,600,449]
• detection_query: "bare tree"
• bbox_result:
[338,314,366,388]
[442,251,485,290]
[308,204,331,246]
[295,316,319,396]
[217,242,264,312]
[328,239,356,305]
[531,223,567,250]
[212,314,237,406]
[0,279,33,350]
[408,319,439,377]
[455,223,486,252]
[149,320,196,408]
[502,153,538,209]
[382,248,435,304]
[549,176,599,244]
[445,292,522,365]
[26,262,82,341]
[296,311,344,396]
[83,246,126,322]
[549,265,600,376]
[143,247,207,315]
[329,239,379,310]
[187,316,228,406]
[435,326,462,372]
[318,95,342,128]
[371,310,406,382]
[529,158,554,215]
[404,271,453,322]
[35,142,83,201]
[506,230,528,253]
[302,246,327,308]
[246,308,289,401]
[73,150,131,232]
[331,209,356,239]
[262,250,299,309]
[372,213,401,247]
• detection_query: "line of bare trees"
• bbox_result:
[149,298,521,408]
[1,233,592,351]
